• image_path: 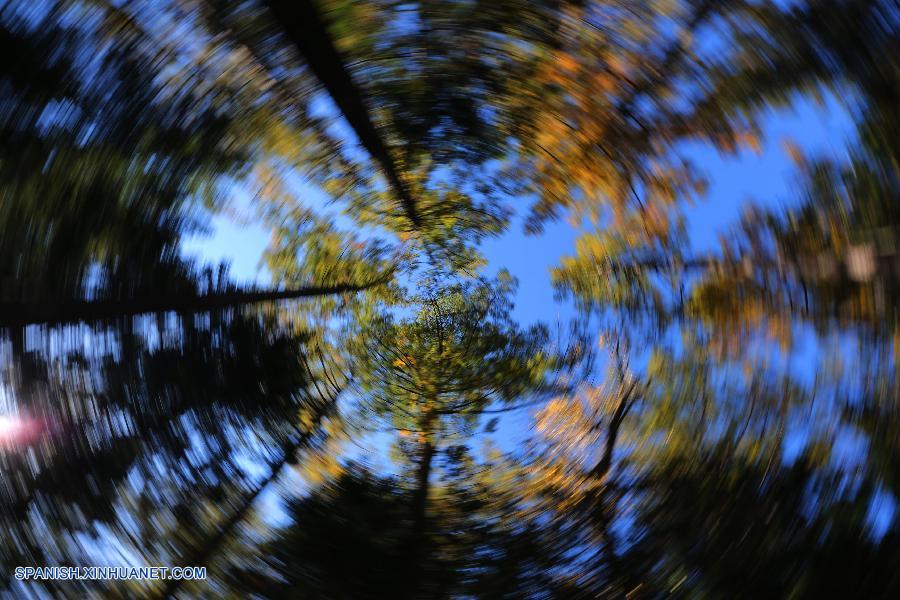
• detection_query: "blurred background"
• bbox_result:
[0,0,898,597]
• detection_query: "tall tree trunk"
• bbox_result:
[158,437,303,600]
[408,410,436,599]
[0,277,388,328]
[263,0,420,229]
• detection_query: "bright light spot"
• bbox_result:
[0,415,21,437]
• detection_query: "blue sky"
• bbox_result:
[180,91,855,442]
[179,90,900,534]
[182,91,856,321]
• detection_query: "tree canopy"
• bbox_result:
[0,0,898,597]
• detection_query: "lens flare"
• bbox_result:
[0,415,18,437]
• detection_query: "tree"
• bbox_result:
[0,306,333,596]
[2,0,900,597]
[341,272,566,597]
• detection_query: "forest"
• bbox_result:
[0,0,898,597]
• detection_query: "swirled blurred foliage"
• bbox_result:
[0,0,898,598]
